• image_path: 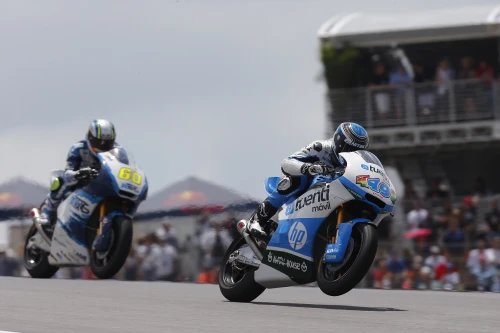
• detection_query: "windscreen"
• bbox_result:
[107,147,136,166]
[354,150,384,168]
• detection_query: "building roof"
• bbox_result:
[0,177,48,209]
[137,176,258,213]
[318,4,500,47]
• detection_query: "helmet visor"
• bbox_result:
[89,135,114,152]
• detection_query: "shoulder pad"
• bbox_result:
[312,141,323,152]
[71,141,85,150]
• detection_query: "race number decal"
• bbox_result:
[356,175,390,198]
[118,167,142,185]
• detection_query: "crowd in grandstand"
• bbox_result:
[369,56,496,122]
[367,177,500,292]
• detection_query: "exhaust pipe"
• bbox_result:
[237,220,263,261]
[30,208,52,246]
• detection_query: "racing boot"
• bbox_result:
[246,200,278,241]
[38,198,59,227]
[38,175,66,226]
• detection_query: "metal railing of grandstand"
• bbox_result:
[327,78,500,129]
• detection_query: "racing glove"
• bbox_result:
[302,162,326,176]
[63,167,99,187]
[76,167,99,185]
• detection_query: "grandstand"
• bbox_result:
[317,4,500,290]
[318,4,500,197]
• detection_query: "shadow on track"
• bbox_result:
[250,302,407,312]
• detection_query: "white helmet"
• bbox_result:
[86,119,116,155]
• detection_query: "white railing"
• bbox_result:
[327,78,500,130]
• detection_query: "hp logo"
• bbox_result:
[288,221,307,250]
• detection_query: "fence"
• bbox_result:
[327,78,500,129]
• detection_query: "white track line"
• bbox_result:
[0,330,23,333]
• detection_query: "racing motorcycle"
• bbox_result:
[218,150,396,302]
[23,147,148,279]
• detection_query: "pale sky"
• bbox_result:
[0,0,496,202]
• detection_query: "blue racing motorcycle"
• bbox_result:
[218,150,396,301]
[24,147,148,279]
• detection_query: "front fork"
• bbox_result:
[92,201,126,253]
[332,204,344,244]
[323,204,351,264]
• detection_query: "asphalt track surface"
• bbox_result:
[0,277,499,333]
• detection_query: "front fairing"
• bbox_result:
[81,148,148,203]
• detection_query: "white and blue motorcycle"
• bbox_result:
[218,150,396,302]
[23,147,148,279]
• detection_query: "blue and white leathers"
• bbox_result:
[28,147,148,267]
[40,140,121,221]
[236,150,396,289]
[266,139,345,209]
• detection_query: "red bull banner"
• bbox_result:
[164,190,208,208]
[0,192,23,208]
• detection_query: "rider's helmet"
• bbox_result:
[86,119,116,155]
[332,122,369,157]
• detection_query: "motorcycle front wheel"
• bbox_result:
[23,225,59,279]
[218,236,265,302]
[89,216,133,279]
[316,222,378,296]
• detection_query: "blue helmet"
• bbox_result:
[333,122,369,156]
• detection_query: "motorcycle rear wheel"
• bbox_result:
[90,216,133,279]
[23,225,59,279]
[218,236,265,302]
[317,222,378,296]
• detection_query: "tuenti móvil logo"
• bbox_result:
[295,187,329,212]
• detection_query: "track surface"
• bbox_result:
[0,277,499,333]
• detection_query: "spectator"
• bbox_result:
[470,254,500,292]
[466,238,495,273]
[389,64,412,119]
[457,56,475,80]
[412,63,435,117]
[373,259,392,289]
[179,235,199,282]
[424,245,447,274]
[435,59,455,96]
[490,236,500,269]
[369,62,391,119]
[156,222,180,251]
[456,56,478,115]
[474,60,494,88]
[386,251,407,288]
[198,222,232,284]
[412,63,427,83]
[154,238,179,282]
[416,265,434,290]
[442,211,466,259]
[138,233,160,281]
[407,199,429,230]
[484,199,500,238]
[401,248,414,268]
[439,262,461,291]
[461,197,478,245]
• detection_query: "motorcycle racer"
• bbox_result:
[38,119,119,226]
[246,122,370,240]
